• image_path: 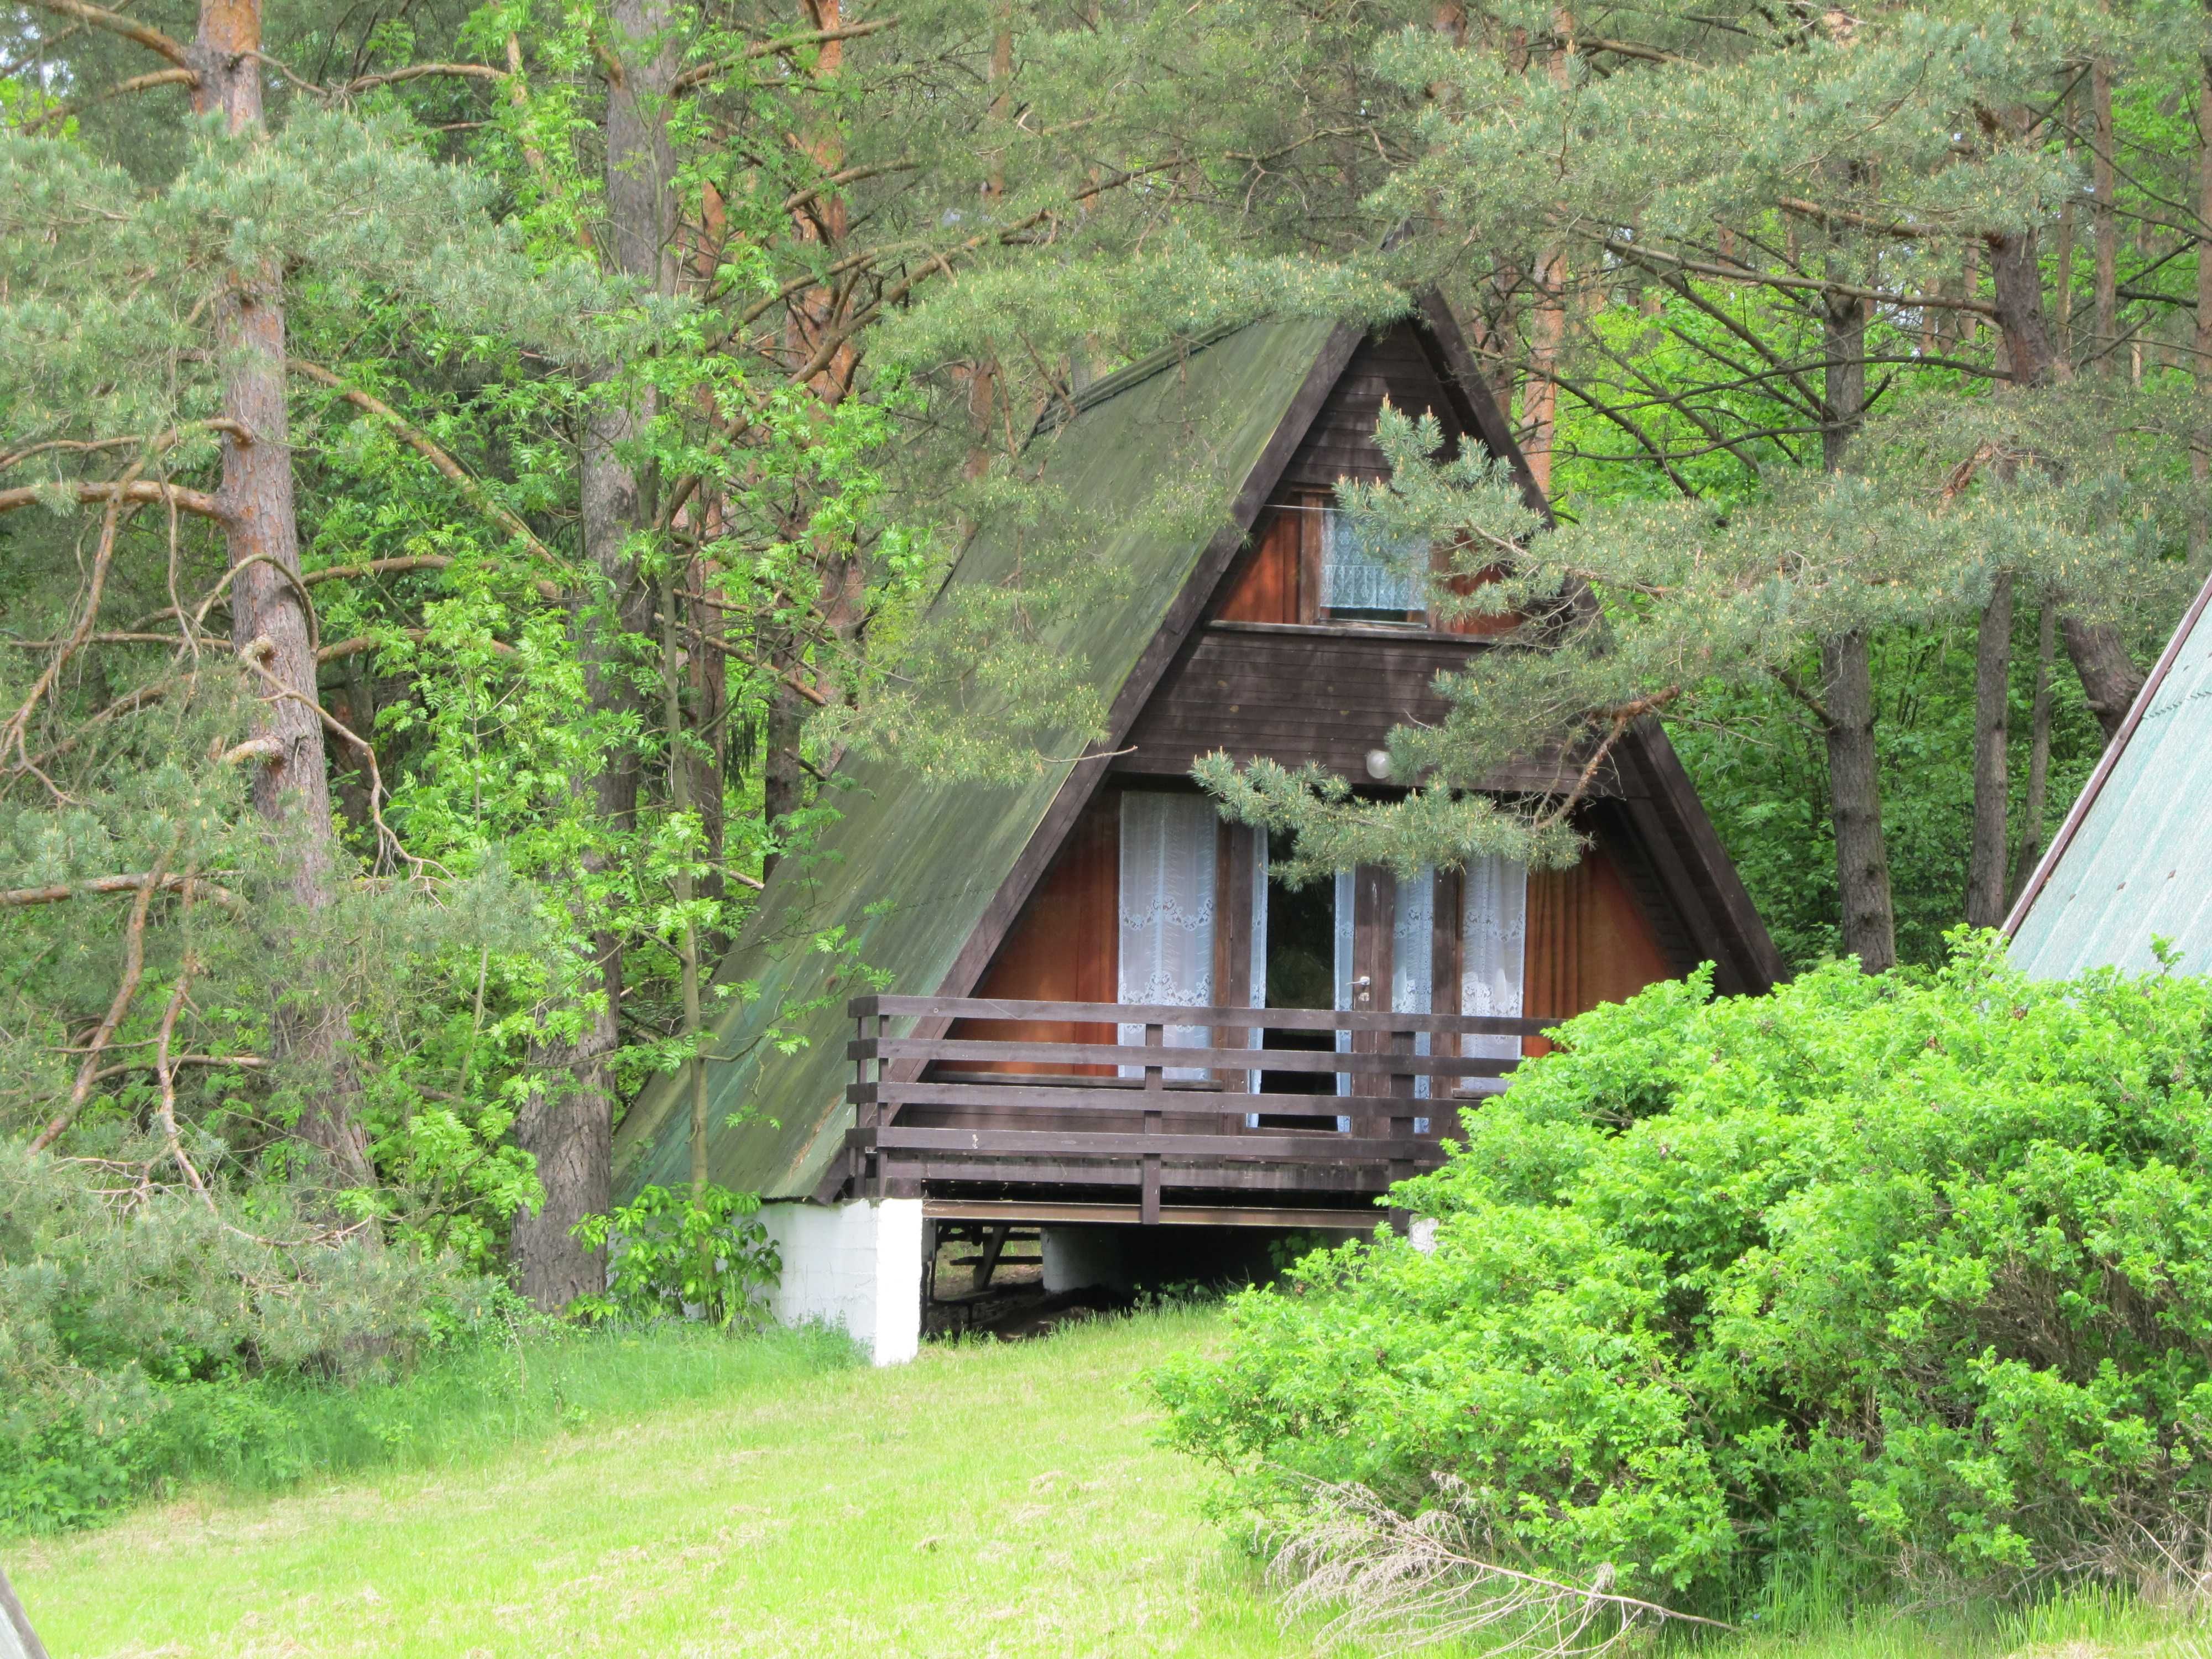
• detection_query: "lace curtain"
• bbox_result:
[1394,867,1434,1108]
[1460,853,1528,1069]
[1321,509,1424,614]
[1245,831,1268,1094]
[1118,792,1217,1079]
[1329,870,1355,1119]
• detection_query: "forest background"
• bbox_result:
[2,0,2209,1531]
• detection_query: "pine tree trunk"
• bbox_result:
[1517,15,1573,498]
[511,0,676,1307]
[1815,286,1897,971]
[2193,44,2212,557]
[757,0,865,834]
[1965,571,2014,929]
[1986,200,2144,740]
[2055,100,2079,367]
[509,1029,614,1308]
[686,555,727,909]
[194,0,373,1190]
[761,681,807,879]
[660,571,709,1196]
[1522,252,1566,497]
[1821,633,1896,971]
[2010,602,2057,901]
[2091,56,2120,370]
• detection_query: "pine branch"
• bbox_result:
[1772,666,1837,730]
[316,629,516,662]
[297,555,561,602]
[1550,375,1700,496]
[25,673,200,769]
[670,18,904,95]
[237,635,430,879]
[0,872,242,912]
[1777,196,1929,240]
[150,874,214,1206]
[334,61,509,95]
[20,0,192,68]
[0,462,191,773]
[0,480,224,519]
[28,843,175,1154]
[1568,34,1694,66]
[16,66,199,132]
[1606,235,2001,317]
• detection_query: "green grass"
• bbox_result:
[113,1318,864,1503]
[9,1308,2211,1658]
[10,1307,1308,1657]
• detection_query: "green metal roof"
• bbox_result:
[613,317,1342,1200]
[2010,575,2212,979]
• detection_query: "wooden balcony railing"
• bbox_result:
[844,995,1556,1221]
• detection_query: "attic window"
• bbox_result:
[1320,508,1425,622]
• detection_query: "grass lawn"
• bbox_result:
[11,1306,1304,1658]
[10,1306,2212,1659]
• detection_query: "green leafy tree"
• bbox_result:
[1157,938,2212,1612]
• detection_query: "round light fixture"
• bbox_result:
[1365,749,1393,780]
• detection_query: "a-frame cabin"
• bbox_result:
[613,301,1783,1361]
[2007,568,2212,977]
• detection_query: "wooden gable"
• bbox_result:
[618,304,1781,1207]
[1278,323,1473,487]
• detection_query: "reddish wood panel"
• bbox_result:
[1216,508,1301,623]
[1521,842,1676,1055]
[948,791,1118,1074]
[1431,555,1519,638]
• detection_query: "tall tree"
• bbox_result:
[1817,284,1897,970]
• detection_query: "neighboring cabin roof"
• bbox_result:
[2008,573,2212,979]
[613,316,1347,1201]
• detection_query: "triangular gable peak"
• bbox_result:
[977,317,1778,1056]
[1279,315,1499,491]
[614,316,1352,1202]
[614,305,1780,1214]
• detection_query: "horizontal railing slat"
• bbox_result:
[848,995,1552,1036]
[851,1037,1510,1078]
[853,1126,1441,1162]
[851,1082,1447,1114]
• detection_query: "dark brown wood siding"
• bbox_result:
[1117,621,1603,795]
[1279,326,1468,491]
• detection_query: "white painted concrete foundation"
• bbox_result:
[758,1198,924,1365]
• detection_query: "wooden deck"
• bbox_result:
[842,995,1554,1224]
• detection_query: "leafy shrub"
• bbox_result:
[1153,938,2212,1611]
[571,1184,779,1329]
[0,1149,505,1532]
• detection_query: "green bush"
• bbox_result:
[1152,937,2212,1612]
[0,1149,505,1532]
[571,1183,780,1329]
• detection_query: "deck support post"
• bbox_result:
[972,1223,1010,1291]
[757,1196,924,1365]
[1141,1020,1164,1225]
[1386,1024,1416,1235]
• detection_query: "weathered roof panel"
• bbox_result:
[613,318,1341,1200]
[2010,576,2212,979]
